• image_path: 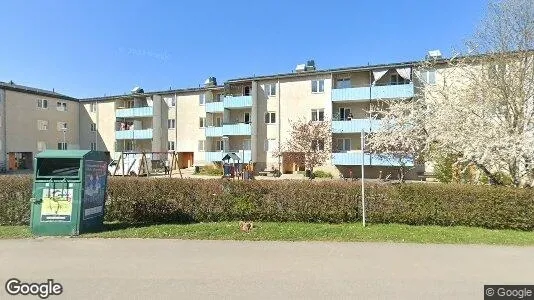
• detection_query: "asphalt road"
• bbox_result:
[0,239,532,299]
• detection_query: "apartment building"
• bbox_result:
[79,87,167,160]
[1,58,434,179]
[0,81,79,172]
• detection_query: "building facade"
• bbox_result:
[1,59,435,179]
[0,81,79,172]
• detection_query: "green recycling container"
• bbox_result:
[30,150,109,236]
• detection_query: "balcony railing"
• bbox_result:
[116,106,153,118]
[332,151,413,166]
[331,119,382,133]
[205,101,224,113]
[205,126,223,137]
[331,83,414,102]
[223,95,252,109]
[205,150,251,162]
[115,129,153,140]
[222,123,252,136]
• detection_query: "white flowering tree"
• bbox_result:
[368,0,534,187]
[274,118,332,178]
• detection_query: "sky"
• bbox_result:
[1,0,488,98]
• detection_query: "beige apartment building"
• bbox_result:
[0,81,79,172]
[1,58,434,179]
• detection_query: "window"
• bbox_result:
[336,138,351,151]
[311,79,325,93]
[336,78,351,89]
[243,86,251,96]
[390,74,409,85]
[37,99,48,109]
[124,141,134,152]
[37,120,48,131]
[90,123,97,132]
[168,119,176,129]
[264,139,277,151]
[265,112,276,124]
[265,83,276,96]
[311,109,325,122]
[420,69,436,85]
[311,139,325,151]
[125,100,134,108]
[216,140,224,151]
[57,142,67,150]
[243,139,251,150]
[56,101,67,111]
[215,117,222,127]
[244,112,250,124]
[167,141,175,151]
[90,142,97,151]
[90,102,97,113]
[57,122,67,131]
[198,140,205,152]
[37,141,46,152]
[164,97,176,107]
[339,108,351,121]
[199,117,206,128]
[199,94,206,105]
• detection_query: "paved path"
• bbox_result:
[0,239,532,299]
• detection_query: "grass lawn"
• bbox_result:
[1,222,534,246]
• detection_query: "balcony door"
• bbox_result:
[244,112,250,124]
[339,108,351,121]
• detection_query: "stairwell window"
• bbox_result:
[90,102,97,112]
[91,123,97,132]
[265,83,276,96]
[420,69,436,85]
[311,80,325,93]
[311,139,325,151]
[167,141,175,151]
[198,140,205,152]
[168,119,176,129]
[199,94,206,105]
[57,142,67,150]
[216,140,224,151]
[265,112,276,124]
[90,142,97,151]
[311,109,325,122]
[199,117,206,128]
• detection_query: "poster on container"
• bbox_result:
[41,188,73,222]
[83,160,108,220]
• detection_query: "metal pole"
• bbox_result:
[63,129,66,150]
[361,129,366,227]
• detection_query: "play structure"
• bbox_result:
[110,151,183,178]
[221,152,254,180]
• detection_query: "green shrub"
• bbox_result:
[1,175,533,230]
[195,165,223,176]
[313,170,334,179]
[433,154,457,183]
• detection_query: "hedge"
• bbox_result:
[0,175,533,230]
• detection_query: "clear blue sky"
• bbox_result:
[1,0,488,98]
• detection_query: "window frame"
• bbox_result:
[38,120,48,131]
[199,117,206,128]
[57,142,68,150]
[311,79,325,93]
[336,138,351,152]
[311,139,325,151]
[90,123,97,132]
[216,140,224,151]
[90,102,97,113]
[90,142,97,151]
[37,99,48,109]
[311,109,325,122]
[168,119,176,129]
[199,94,206,105]
[198,140,205,152]
[265,112,276,124]
[167,141,175,151]
[420,69,436,85]
[265,83,276,96]
[335,78,351,89]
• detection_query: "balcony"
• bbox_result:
[205,126,223,137]
[205,101,223,113]
[332,119,382,133]
[116,107,153,118]
[332,151,413,166]
[331,83,414,102]
[222,123,252,136]
[223,95,252,109]
[205,150,251,162]
[115,129,153,140]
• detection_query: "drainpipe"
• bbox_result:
[95,101,99,151]
[174,93,178,154]
[277,78,281,174]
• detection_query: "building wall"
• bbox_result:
[0,89,6,172]
[5,90,79,157]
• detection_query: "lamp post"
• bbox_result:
[361,129,366,227]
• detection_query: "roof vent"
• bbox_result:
[295,64,306,72]
[426,50,442,59]
[204,77,217,87]
[131,86,144,94]
[306,60,316,71]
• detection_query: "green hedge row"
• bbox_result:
[1,176,533,230]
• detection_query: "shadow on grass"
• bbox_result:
[102,221,199,233]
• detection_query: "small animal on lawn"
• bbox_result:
[239,221,254,232]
